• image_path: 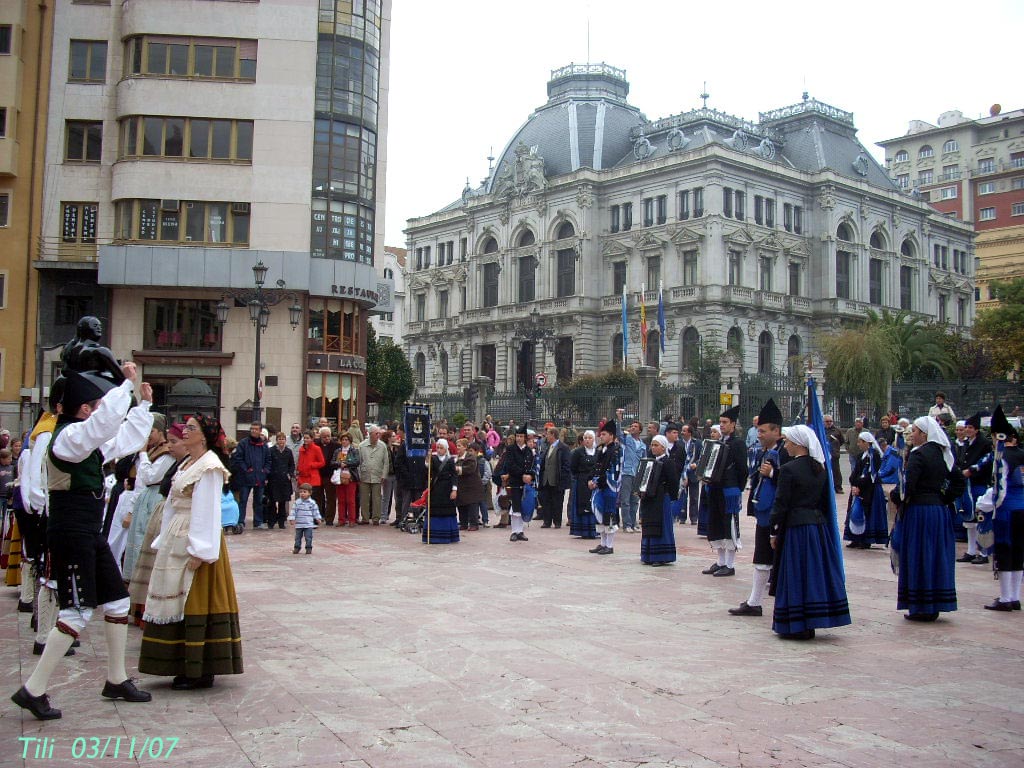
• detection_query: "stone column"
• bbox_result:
[472,376,493,425]
[636,365,658,423]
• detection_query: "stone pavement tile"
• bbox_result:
[231,723,363,766]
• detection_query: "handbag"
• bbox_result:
[330,467,342,485]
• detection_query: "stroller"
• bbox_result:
[221,490,243,535]
[399,488,428,534]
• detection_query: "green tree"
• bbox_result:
[974,279,1024,373]
[365,325,415,415]
[864,309,956,380]
[821,325,898,408]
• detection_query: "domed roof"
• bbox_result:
[486,63,645,193]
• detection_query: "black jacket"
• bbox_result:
[539,440,572,491]
[428,456,458,516]
[899,442,948,507]
[393,443,427,492]
[958,434,993,486]
[769,455,830,533]
[718,432,748,490]
[495,443,535,489]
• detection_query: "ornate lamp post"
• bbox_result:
[216,260,302,425]
[512,306,557,422]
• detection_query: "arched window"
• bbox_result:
[901,239,914,258]
[787,334,802,378]
[681,327,700,370]
[918,145,934,159]
[612,333,623,367]
[646,330,660,368]
[414,352,426,388]
[758,331,773,374]
[894,150,909,163]
[869,231,885,250]
[727,326,743,361]
[517,229,535,247]
[943,139,958,153]
[482,236,498,254]
[439,350,449,389]
[836,222,853,242]
[556,221,576,240]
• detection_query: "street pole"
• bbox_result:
[253,290,262,425]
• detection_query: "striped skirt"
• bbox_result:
[773,523,852,635]
[641,496,677,564]
[422,514,460,544]
[2,511,21,586]
[896,503,957,615]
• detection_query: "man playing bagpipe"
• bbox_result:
[588,420,622,556]
[702,405,748,577]
[957,412,993,566]
[731,399,789,616]
[975,406,1024,611]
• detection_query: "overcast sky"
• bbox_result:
[383,0,1023,247]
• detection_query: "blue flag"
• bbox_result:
[657,284,666,353]
[806,377,845,579]
[403,403,431,458]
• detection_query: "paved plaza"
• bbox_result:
[3,496,1023,768]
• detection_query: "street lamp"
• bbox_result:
[512,305,557,423]
[216,260,301,425]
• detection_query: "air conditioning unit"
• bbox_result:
[160,199,180,212]
[231,202,251,215]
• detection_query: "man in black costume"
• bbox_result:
[702,405,748,577]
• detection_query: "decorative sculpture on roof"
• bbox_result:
[493,142,548,201]
[757,138,776,160]
[667,128,689,152]
[725,129,748,151]
[852,153,870,177]
[633,135,653,160]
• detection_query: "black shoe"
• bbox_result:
[1014,601,1022,611]
[18,600,33,613]
[71,639,80,648]
[984,599,1015,612]
[729,602,763,616]
[519,535,528,542]
[589,545,605,553]
[171,674,214,690]
[702,563,723,575]
[101,679,152,702]
[510,532,518,542]
[540,524,552,528]
[11,686,61,720]
[597,547,613,555]
[971,555,990,565]
[713,566,736,577]
[846,541,861,548]
[31,641,74,657]
[904,612,939,622]
[779,629,815,640]
[956,552,976,563]
[293,548,300,554]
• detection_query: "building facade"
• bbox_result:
[878,106,1024,311]
[0,1,52,430]
[370,245,405,346]
[404,64,975,394]
[35,0,391,434]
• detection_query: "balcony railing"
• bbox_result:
[936,171,961,182]
[37,237,99,263]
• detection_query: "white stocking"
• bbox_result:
[716,548,727,567]
[605,531,615,550]
[25,626,75,696]
[511,514,524,535]
[104,618,129,684]
[1010,571,1023,600]
[748,567,771,607]
[999,571,1015,604]
[965,525,978,555]
[725,549,736,568]
[35,586,57,644]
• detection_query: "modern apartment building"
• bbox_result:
[36,0,391,433]
[0,1,53,430]
[878,106,1024,310]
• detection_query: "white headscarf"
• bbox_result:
[709,426,722,439]
[583,430,596,455]
[913,416,955,470]
[435,438,450,462]
[651,435,670,452]
[858,430,882,457]
[782,425,825,465]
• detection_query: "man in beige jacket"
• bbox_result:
[358,427,389,525]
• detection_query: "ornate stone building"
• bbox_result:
[404,64,975,394]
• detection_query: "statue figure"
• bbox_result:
[60,316,126,385]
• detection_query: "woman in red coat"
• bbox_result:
[296,432,326,515]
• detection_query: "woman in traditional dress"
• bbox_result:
[138,415,243,689]
[569,431,598,539]
[844,431,890,549]
[122,415,174,585]
[891,416,957,621]
[639,435,679,566]
[421,438,459,544]
[128,423,188,625]
[769,425,851,640]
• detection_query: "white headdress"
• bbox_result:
[651,435,670,451]
[782,425,825,465]
[912,416,955,471]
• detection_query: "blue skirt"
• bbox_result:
[422,514,460,544]
[569,479,597,539]
[896,503,957,614]
[641,496,676,564]
[843,488,889,546]
[773,523,852,635]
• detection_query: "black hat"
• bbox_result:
[990,405,1018,441]
[48,376,66,412]
[757,398,783,427]
[720,404,740,422]
[515,424,528,435]
[965,412,982,430]
[665,422,681,433]
[600,419,617,436]
[61,370,118,415]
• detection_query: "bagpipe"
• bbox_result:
[590,444,622,526]
[520,448,542,523]
[974,435,1005,558]
[749,447,780,524]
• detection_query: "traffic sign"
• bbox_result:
[719,393,733,406]
[535,372,547,389]
[257,377,264,400]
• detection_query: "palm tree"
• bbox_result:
[821,325,898,408]
[864,309,956,380]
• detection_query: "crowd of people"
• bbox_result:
[6,376,1023,721]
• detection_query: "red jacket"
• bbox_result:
[297,443,326,486]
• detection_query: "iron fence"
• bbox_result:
[655,379,722,424]
[414,391,468,423]
[739,372,808,425]
[488,387,638,431]
[890,380,1024,420]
